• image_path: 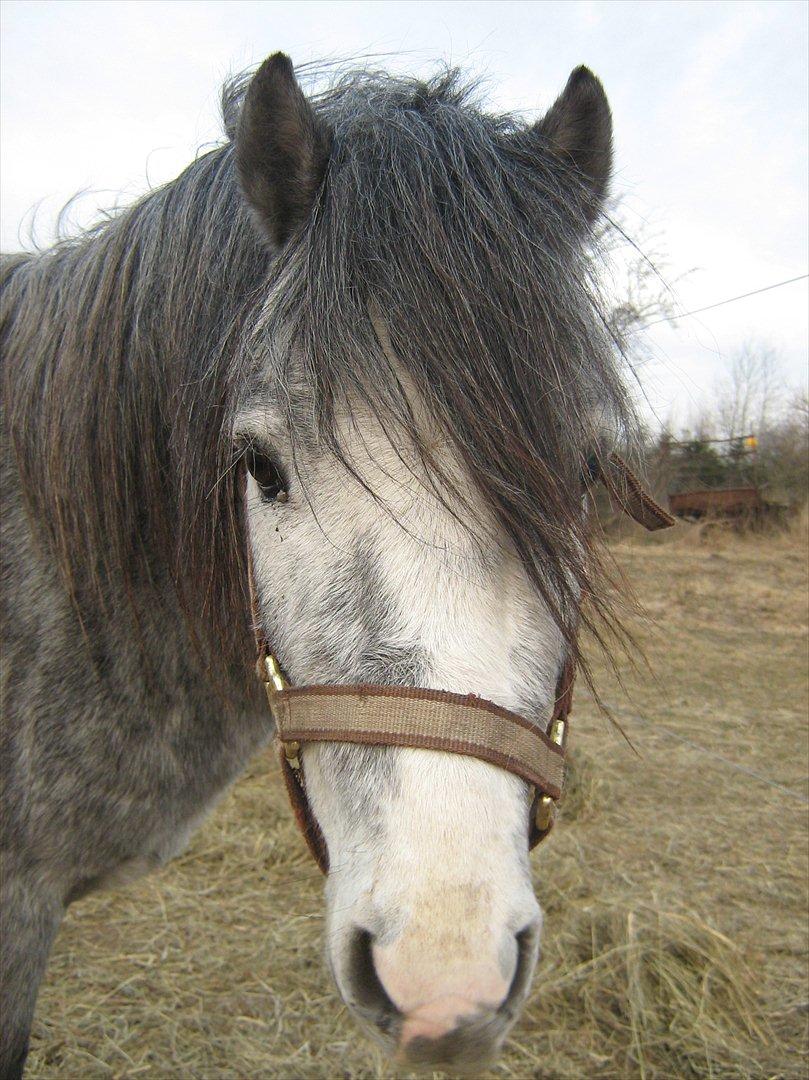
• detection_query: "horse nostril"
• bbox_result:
[346,928,399,1026]
[501,921,541,1018]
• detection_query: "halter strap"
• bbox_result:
[594,452,675,530]
[242,452,672,873]
[257,655,573,872]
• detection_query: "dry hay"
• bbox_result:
[26,532,808,1078]
[556,747,611,825]
[526,903,767,1079]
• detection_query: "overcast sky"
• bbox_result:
[2,0,807,426]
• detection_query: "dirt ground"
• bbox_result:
[26,526,809,1078]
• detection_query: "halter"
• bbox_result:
[244,453,673,873]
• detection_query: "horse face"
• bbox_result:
[233,47,614,1072]
[236,399,567,1067]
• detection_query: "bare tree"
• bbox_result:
[756,388,809,504]
[596,198,687,364]
[714,338,783,440]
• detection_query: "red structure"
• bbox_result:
[668,486,763,519]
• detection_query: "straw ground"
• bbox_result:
[26,524,808,1078]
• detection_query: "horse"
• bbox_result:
[0,52,640,1075]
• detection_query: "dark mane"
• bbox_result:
[1,65,637,681]
[1,136,266,673]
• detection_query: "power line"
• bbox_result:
[639,272,809,331]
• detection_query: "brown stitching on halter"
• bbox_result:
[276,726,563,798]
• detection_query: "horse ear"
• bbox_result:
[533,66,612,223]
[235,53,332,246]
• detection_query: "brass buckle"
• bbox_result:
[258,653,287,693]
[257,654,301,771]
[281,740,301,771]
[534,717,566,834]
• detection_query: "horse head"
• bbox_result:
[232,53,622,1069]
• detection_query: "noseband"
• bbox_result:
[244,454,673,873]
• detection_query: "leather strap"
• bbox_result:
[260,658,574,874]
[595,452,676,531]
[273,684,565,796]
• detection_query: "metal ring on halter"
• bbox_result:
[534,716,566,834]
[256,654,300,768]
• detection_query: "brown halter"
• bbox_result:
[245,453,673,873]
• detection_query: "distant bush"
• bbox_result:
[754,393,809,505]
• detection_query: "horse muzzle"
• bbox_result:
[327,865,542,1070]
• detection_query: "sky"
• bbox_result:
[1,0,807,428]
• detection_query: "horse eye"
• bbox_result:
[245,448,288,503]
[582,452,600,487]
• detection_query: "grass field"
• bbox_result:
[27,524,809,1078]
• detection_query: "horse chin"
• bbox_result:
[396,1020,508,1076]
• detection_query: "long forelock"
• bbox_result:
[257,67,637,659]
